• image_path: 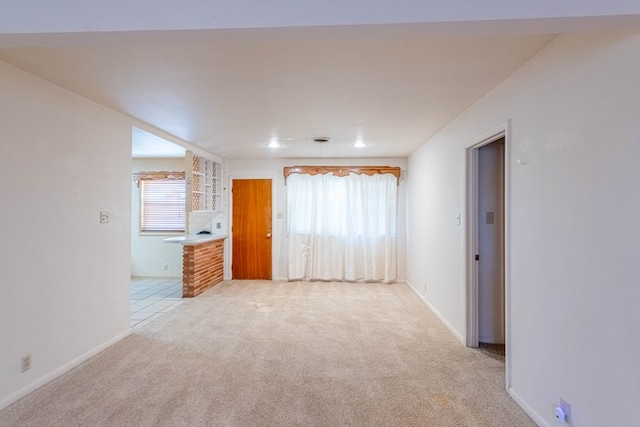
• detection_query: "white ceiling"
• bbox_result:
[0,3,638,159]
[132,127,185,158]
[0,24,561,159]
[2,0,638,34]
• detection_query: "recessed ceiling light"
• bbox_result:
[353,140,366,148]
[267,137,281,148]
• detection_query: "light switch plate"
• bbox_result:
[485,212,494,225]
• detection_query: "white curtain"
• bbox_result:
[287,172,397,283]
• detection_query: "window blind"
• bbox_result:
[140,179,186,232]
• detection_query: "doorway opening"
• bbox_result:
[130,126,187,329]
[465,124,509,386]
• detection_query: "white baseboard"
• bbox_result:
[405,280,465,344]
[0,329,131,412]
[509,387,549,427]
[404,282,543,426]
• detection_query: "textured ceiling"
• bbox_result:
[0,24,558,158]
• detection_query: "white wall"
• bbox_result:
[226,158,407,282]
[407,32,640,426]
[0,60,132,409]
[131,157,184,277]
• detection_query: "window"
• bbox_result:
[287,172,398,238]
[286,171,398,282]
[140,179,186,233]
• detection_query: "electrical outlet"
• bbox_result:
[163,263,169,271]
[21,354,31,373]
[100,211,110,223]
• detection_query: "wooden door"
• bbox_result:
[232,179,272,279]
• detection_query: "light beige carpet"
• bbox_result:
[0,281,534,426]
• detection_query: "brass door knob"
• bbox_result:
[266,233,272,238]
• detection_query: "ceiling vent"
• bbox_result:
[311,136,332,144]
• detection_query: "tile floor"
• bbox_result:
[130,277,184,329]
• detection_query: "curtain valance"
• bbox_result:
[132,171,185,187]
[283,166,401,185]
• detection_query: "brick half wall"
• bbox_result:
[182,239,224,297]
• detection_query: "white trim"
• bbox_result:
[464,122,510,149]
[503,122,513,392]
[464,120,512,390]
[509,388,549,427]
[0,329,131,411]
[465,146,479,348]
[131,120,222,164]
[405,280,465,344]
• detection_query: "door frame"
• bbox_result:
[228,175,276,281]
[464,121,511,388]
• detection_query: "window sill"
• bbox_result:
[139,231,186,237]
